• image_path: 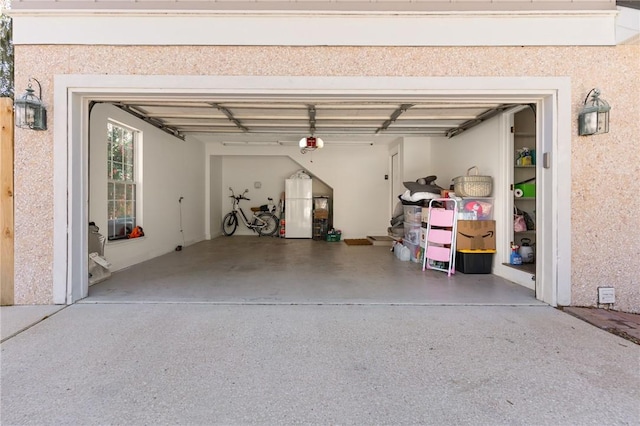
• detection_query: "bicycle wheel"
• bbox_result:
[256,213,278,236]
[222,212,238,236]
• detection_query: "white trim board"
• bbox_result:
[11,10,617,46]
[53,75,571,307]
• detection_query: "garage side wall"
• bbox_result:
[12,45,640,312]
[89,103,206,272]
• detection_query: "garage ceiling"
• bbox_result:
[111,99,518,143]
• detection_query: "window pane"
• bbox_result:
[126,201,135,219]
[124,144,132,166]
[115,199,125,219]
[112,162,123,181]
[107,182,114,200]
[112,145,123,164]
[126,184,135,200]
[108,201,116,220]
[107,158,113,180]
[114,126,122,145]
[124,165,133,181]
[115,183,125,202]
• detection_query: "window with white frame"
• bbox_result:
[107,121,138,240]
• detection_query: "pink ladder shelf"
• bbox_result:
[422,198,458,276]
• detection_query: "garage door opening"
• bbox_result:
[54,75,571,307]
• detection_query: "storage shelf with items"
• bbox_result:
[511,108,536,267]
[313,196,331,241]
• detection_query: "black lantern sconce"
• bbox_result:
[14,78,47,131]
[578,88,610,136]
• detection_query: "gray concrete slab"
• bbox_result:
[85,237,539,306]
[0,305,66,342]
[1,303,638,425]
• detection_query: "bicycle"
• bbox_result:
[222,187,279,236]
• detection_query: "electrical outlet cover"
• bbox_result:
[598,287,615,304]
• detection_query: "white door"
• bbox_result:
[391,152,402,214]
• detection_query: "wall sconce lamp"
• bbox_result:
[299,136,324,154]
[578,88,610,136]
[14,78,47,131]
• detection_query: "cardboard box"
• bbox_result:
[314,210,329,220]
[456,220,496,250]
[440,189,453,198]
[421,207,429,223]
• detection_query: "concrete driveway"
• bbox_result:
[1,303,638,425]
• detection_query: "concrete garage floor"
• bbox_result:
[86,236,539,305]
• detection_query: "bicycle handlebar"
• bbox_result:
[229,192,250,201]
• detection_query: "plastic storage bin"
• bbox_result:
[403,206,422,224]
[456,197,494,220]
[404,223,422,245]
[455,249,496,274]
[404,241,423,263]
[326,230,341,242]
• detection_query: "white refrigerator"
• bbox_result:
[285,178,313,238]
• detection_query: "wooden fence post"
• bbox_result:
[1,97,14,306]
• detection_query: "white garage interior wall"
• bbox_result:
[428,120,503,191]
[206,144,393,239]
[89,103,206,272]
[400,137,435,186]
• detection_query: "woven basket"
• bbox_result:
[453,166,493,197]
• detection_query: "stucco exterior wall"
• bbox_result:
[13,45,640,311]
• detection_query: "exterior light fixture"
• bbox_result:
[14,78,47,131]
[299,136,324,154]
[578,88,610,136]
